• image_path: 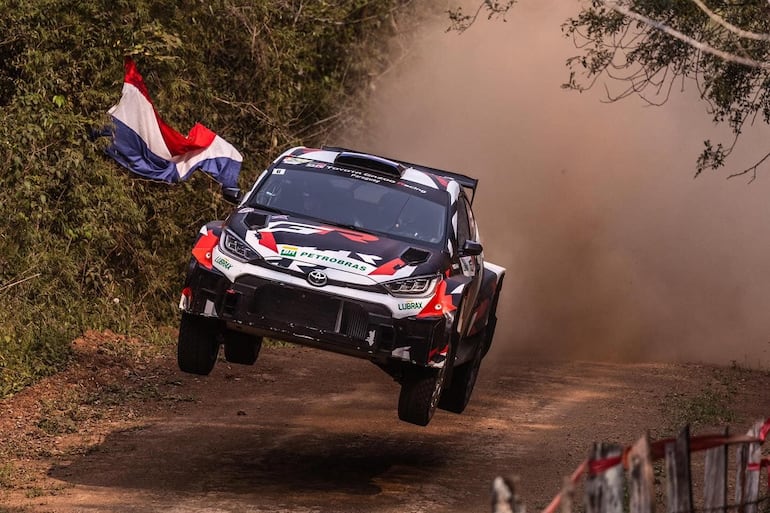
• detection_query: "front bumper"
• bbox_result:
[180,262,451,367]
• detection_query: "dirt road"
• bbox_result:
[2,334,769,513]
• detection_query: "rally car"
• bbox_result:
[177,146,505,426]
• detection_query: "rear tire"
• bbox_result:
[482,290,501,357]
[223,330,262,365]
[177,313,220,375]
[398,365,447,426]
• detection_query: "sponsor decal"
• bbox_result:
[355,253,383,265]
[398,301,423,311]
[273,168,286,175]
[460,256,475,276]
[327,165,397,184]
[298,251,371,272]
[305,162,327,168]
[398,182,427,194]
[214,255,232,270]
[280,245,298,257]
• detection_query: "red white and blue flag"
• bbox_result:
[105,58,242,188]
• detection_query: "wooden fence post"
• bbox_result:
[627,433,655,513]
[559,476,575,513]
[703,427,728,513]
[585,443,624,513]
[491,475,525,513]
[665,425,693,513]
[736,421,763,513]
[491,419,766,513]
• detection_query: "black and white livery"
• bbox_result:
[178,146,505,426]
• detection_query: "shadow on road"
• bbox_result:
[40,350,682,512]
[49,421,454,498]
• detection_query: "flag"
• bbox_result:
[105,58,242,188]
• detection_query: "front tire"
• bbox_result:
[223,330,262,365]
[177,312,220,375]
[398,365,447,426]
[438,342,482,414]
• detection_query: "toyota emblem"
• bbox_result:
[307,269,328,287]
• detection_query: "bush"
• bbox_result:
[0,0,410,396]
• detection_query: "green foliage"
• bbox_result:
[0,0,410,397]
[662,387,736,432]
[0,462,15,488]
[660,366,744,434]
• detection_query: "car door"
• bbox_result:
[455,193,484,335]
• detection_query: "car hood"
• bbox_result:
[226,208,447,282]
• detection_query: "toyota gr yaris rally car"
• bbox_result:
[177,146,505,426]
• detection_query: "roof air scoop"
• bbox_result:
[335,152,404,178]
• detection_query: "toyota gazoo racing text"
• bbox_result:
[177,146,505,426]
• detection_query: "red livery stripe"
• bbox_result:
[369,258,404,276]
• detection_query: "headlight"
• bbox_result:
[383,276,439,297]
[220,229,260,262]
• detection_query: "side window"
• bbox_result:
[456,194,471,246]
[465,197,478,241]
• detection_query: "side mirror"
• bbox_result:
[222,187,242,205]
[460,240,483,256]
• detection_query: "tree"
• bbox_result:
[452,1,770,180]
[447,1,517,32]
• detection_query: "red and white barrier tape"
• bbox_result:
[540,417,770,513]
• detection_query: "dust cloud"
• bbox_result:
[338,1,770,365]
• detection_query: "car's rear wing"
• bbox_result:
[413,165,479,205]
[322,146,479,204]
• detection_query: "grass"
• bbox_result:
[0,462,15,488]
[264,337,297,348]
[663,387,736,430]
[660,366,741,435]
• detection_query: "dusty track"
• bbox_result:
[2,336,769,513]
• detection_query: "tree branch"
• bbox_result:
[689,0,770,42]
[447,1,516,33]
[601,1,770,69]
[726,148,770,182]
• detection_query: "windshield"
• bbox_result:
[249,165,448,245]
